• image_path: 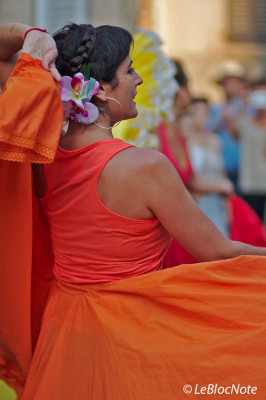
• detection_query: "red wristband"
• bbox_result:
[24,28,49,40]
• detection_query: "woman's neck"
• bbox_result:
[59,120,114,151]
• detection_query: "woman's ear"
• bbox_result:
[94,81,109,102]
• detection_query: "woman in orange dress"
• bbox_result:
[0,23,266,400]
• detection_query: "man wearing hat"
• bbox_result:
[208,60,248,193]
[235,79,266,222]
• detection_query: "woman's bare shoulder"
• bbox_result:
[105,145,176,186]
[114,146,171,170]
[109,146,176,182]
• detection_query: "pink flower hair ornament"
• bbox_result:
[60,72,100,124]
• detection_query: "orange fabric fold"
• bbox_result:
[0,53,62,396]
[21,255,266,400]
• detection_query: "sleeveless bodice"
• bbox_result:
[40,138,171,283]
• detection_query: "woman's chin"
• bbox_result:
[131,106,139,119]
[122,109,138,121]
[133,109,138,118]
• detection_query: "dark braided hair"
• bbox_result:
[53,23,133,85]
[53,23,133,115]
[69,26,96,75]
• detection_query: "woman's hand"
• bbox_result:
[215,176,234,196]
[23,30,61,81]
[188,173,234,197]
[0,23,61,87]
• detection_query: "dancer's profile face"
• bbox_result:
[107,55,143,124]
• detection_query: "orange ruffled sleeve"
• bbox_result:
[0,53,62,397]
[0,52,63,162]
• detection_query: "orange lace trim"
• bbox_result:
[0,144,55,163]
[0,129,56,163]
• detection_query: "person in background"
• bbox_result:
[186,97,233,236]
[158,65,234,266]
[208,60,248,192]
[158,60,193,186]
[233,78,266,222]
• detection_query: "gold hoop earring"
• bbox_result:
[94,97,123,130]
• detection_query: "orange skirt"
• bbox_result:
[21,255,266,400]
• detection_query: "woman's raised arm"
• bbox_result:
[0,23,60,88]
[141,150,266,261]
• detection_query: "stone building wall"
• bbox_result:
[0,0,137,34]
[139,0,264,102]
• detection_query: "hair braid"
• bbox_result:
[70,25,96,74]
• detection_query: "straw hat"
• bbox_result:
[215,60,246,84]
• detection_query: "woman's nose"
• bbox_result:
[135,72,143,86]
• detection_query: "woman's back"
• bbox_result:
[40,138,171,283]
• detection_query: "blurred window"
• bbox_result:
[34,0,89,35]
[228,0,266,43]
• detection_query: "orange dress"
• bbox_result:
[1,55,266,400]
